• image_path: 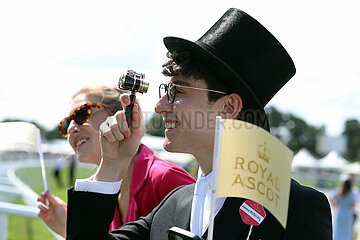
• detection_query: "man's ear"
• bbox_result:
[221,93,243,119]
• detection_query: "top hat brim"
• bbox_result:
[163,36,269,128]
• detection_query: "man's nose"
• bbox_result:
[155,95,172,115]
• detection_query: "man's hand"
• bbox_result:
[94,93,142,182]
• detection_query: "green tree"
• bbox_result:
[266,106,324,156]
[343,119,360,161]
[145,113,165,137]
[266,106,283,128]
[45,126,63,140]
[286,115,324,156]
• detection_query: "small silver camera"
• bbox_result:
[118,70,149,124]
[118,70,149,93]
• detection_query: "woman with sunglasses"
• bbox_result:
[37,85,195,238]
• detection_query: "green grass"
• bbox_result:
[7,197,55,240]
[8,165,96,240]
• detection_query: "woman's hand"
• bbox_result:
[95,93,142,182]
[37,191,67,238]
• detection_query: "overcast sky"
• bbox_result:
[0,0,359,137]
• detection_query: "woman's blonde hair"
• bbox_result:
[72,85,142,116]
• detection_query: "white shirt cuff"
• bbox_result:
[74,179,122,195]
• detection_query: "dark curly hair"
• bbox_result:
[161,50,231,103]
[161,49,269,130]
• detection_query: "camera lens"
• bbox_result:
[119,74,149,93]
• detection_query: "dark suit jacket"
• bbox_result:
[66,179,332,240]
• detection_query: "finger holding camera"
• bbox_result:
[95,93,142,182]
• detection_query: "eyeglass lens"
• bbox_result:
[59,119,70,135]
[159,84,166,98]
[168,84,176,103]
[59,106,90,136]
[74,107,90,124]
[159,83,177,104]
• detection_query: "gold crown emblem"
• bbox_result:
[258,142,271,163]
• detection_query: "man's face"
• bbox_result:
[155,75,224,155]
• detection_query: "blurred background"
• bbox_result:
[1,0,360,239]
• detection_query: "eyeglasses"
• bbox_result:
[57,102,104,137]
[159,82,227,104]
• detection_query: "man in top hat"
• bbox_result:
[66,8,332,239]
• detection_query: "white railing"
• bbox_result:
[0,160,64,240]
[0,201,38,218]
[0,184,39,240]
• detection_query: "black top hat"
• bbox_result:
[163,8,296,126]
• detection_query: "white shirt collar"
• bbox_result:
[191,169,226,237]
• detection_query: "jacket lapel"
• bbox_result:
[174,184,195,230]
[202,197,250,240]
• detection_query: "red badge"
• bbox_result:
[239,200,266,226]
